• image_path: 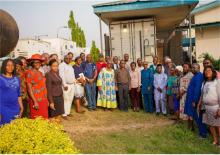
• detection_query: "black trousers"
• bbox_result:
[118,83,129,111]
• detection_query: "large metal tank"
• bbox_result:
[0,9,19,58]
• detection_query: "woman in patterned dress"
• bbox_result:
[198,65,220,146]
[97,60,117,110]
[26,54,48,119]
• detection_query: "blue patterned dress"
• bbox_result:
[97,68,117,108]
[0,75,20,125]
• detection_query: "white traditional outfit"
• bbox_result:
[59,62,76,116]
[179,72,193,119]
[153,72,167,114]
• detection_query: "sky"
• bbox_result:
[0,0,215,48]
[0,0,114,48]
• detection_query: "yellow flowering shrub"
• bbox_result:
[0,118,79,154]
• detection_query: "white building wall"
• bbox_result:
[41,38,77,59]
[12,39,51,58]
[12,38,89,60]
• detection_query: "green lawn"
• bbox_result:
[62,109,220,154]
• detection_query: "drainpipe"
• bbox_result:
[99,14,103,54]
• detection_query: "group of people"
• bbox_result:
[0,52,220,146]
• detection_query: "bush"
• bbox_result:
[0,118,79,154]
[199,53,220,71]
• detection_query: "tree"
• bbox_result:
[90,41,100,62]
[68,11,86,48]
[68,11,77,42]
[199,53,220,71]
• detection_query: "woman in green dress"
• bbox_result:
[97,60,117,110]
[167,66,179,115]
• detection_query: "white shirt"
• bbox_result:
[154,73,167,91]
[180,72,193,92]
[59,62,76,87]
[113,63,119,70]
[202,79,220,106]
[125,60,132,71]
[137,66,144,73]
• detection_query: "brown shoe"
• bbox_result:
[67,114,73,117]
[62,116,68,120]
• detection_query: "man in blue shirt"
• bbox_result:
[184,63,207,138]
[84,54,97,111]
[80,52,86,70]
[141,61,154,113]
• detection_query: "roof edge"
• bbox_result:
[93,0,199,14]
[191,0,220,15]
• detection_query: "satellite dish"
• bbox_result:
[0,9,19,58]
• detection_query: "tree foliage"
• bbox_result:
[90,41,100,62]
[199,53,220,71]
[68,11,86,48]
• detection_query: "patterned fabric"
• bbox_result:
[26,69,48,119]
[184,72,204,117]
[97,68,117,109]
[179,72,193,119]
[167,76,179,95]
[26,70,48,102]
[17,70,28,100]
[203,105,220,126]
[96,62,107,74]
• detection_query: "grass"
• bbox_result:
[62,108,220,154]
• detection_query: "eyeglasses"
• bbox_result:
[34,61,41,64]
[203,62,210,65]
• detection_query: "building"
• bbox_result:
[93,0,198,64]
[12,39,51,58]
[41,38,77,59]
[11,38,89,60]
[191,1,220,62]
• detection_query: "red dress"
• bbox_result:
[96,62,107,75]
[26,69,48,119]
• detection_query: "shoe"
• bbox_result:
[62,116,68,120]
[212,141,219,146]
[88,108,93,111]
[156,112,160,116]
[67,114,73,117]
[163,114,167,117]
[92,108,97,111]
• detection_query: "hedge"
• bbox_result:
[0,118,79,154]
